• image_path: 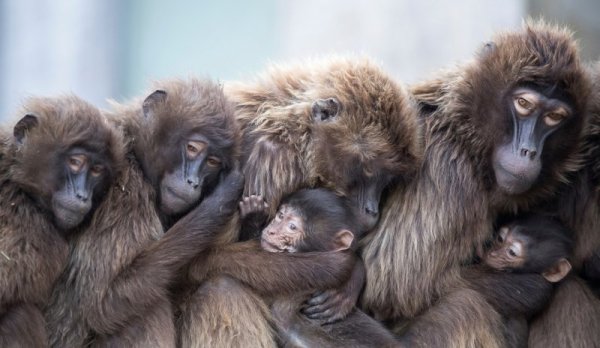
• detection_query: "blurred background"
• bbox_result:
[1,0,599,120]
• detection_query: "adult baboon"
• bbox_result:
[179,58,421,347]
[527,61,600,348]
[361,21,590,347]
[45,79,243,347]
[0,96,123,347]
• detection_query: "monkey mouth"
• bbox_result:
[260,238,284,253]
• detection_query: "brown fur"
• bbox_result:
[0,96,123,347]
[228,56,421,216]
[528,61,600,347]
[179,240,358,348]
[44,78,241,347]
[178,57,421,347]
[361,20,590,347]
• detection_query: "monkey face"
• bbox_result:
[51,148,110,230]
[260,205,305,253]
[492,86,574,195]
[159,133,222,216]
[484,226,526,270]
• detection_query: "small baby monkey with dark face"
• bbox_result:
[464,215,573,348]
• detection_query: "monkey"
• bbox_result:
[178,188,396,348]
[44,78,243,347]
[526,61,600,348]
[0,96,124,348]
[360,21,591,347]
[457,215,573,348]
[178,57,423,347]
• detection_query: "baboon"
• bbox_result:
[179,189,394,348]
[361,21,590,347]
[527,61,600,348]
[462,215,573,347]
[179,58,421,347]
[44,78,243,347]
[0,96,123,347]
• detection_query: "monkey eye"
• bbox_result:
[276,211,284,220]
[67,155,87,173]
[90,164,105,177]
[497,234,504,243]
[544,111,567,127]
[507,243,521,258]
[514,97,535,116]
[206,156,221,168]
[185,141,206,158]
[508,248,517,257]
[289,223,296,231]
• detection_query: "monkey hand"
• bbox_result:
[302,258,365,324]
[239,194,269,219]
[202,170,245,216]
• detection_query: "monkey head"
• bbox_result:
[134,79,239,217]
[459,21,590,196]
[309,60,421,233]
[484,215,572,283]
[10,96,124,231]
[261,188,355,253]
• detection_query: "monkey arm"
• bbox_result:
[84,171,243,335]
[302,256,365,324]
[189,243,357,297]
[462,266,553,318]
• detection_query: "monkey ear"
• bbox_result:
[142,90,167,118]
[312,98,340,122]
[332,229,354,251]
[14,114,39,144]
[542,258,572,283]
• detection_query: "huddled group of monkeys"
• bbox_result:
[1,20,600,348]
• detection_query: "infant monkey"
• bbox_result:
[466,215,573,348]
[241,189,399,348]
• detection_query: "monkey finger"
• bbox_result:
[302,302,334,315]
[305,291,330,306]
[305,308,334,320]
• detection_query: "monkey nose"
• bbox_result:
[76,192,89,202]
[186,178,199,189]
[519,148,537,160]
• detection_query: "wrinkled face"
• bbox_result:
[159,133,222,216]
[260,204,305,253]
[52,147,110,230]
[493,87,573,195]
[484,226,526,270]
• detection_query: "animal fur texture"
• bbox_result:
[361,20,591,347]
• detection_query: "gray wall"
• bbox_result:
[1,0,595,122]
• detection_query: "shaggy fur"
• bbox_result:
[361,21,591,347]
[228,56,421,218]
[528,61,600,347]
[44,78,242,347]
[0,96,123,347]
[179,57,421,347]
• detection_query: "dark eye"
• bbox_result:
[206,156,221,168]
[508,248,517,257]
[544,112,566,127]
[90,164,104,177]
[277,211,284,220]
[67,155,86,173]
[497,234,504,243]
[289,223,296,231]
[186,141,206,158]
[514,97,534,116]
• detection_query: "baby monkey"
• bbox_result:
[465,214,573,348]
[240,189,398,347]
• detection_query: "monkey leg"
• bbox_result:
[179,275,276,348]
[401,288,505,348]
[91,297,176,348]
[0,303,47,348]
[529,276,600,348]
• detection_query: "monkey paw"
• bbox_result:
[239,195,269,219]
[302,288,355,324]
